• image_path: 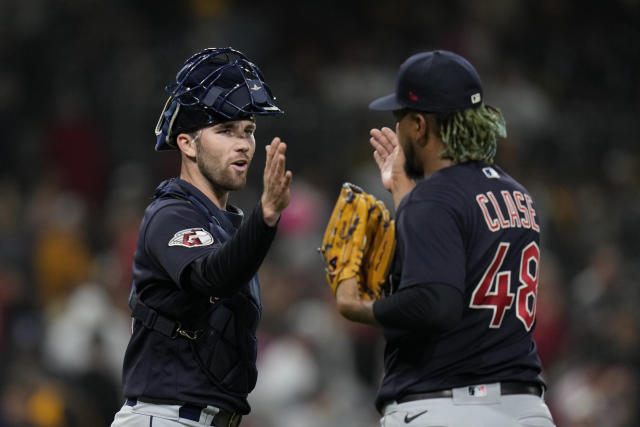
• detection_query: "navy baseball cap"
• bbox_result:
[369,50,483,113]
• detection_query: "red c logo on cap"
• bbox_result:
[408,91,419,102]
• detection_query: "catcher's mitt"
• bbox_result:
[319,183,395,300]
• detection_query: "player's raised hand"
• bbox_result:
[370,127,407,190]
[261,137,292,226]
[369,126,415,209]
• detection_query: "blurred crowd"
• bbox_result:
[0,1,639,426]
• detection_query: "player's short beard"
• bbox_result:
[195,135,247,193]
[402,136,424,180]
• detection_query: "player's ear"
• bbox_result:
[413,113,429,147]
[176,132,198,158]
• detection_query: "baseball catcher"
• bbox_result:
[111,47,290,427]
[319,183,395,300]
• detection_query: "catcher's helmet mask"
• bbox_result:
[155,47,283,151]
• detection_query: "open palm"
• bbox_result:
[369,127,405,191]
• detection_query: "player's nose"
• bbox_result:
[236,137,250,150]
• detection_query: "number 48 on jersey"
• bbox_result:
[470,242,540,331]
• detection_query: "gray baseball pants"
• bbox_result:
[380,383,555,427]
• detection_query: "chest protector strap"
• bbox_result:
[130,291,202,340]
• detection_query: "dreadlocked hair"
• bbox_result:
[434,104,507,164]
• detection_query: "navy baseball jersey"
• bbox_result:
[376,161,543,410]
[121,178,267,414]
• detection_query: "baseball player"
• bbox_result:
[111,47,291,427]
[334,51,555,426]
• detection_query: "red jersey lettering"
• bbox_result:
[476,190,539,232]
[487,191,510,228]
[525,194,540,232]
[501,191,522,228]
[476,194,500,232]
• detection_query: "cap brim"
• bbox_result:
[368,93,404,111]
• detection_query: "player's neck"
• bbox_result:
[423,138,454,177]
[200,183,229,211]
[424,157,455,176]
[179,167,229,210]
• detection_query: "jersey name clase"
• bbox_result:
[475,190,540,232]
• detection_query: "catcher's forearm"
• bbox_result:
[185,202,277,297]
[336,278,380,326]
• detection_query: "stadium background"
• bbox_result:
[0,1,638,426]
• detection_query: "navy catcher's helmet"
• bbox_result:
[155,47,283,151]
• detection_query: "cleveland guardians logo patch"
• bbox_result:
[168,228,214,247]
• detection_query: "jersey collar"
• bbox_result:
[156,178,244,229]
